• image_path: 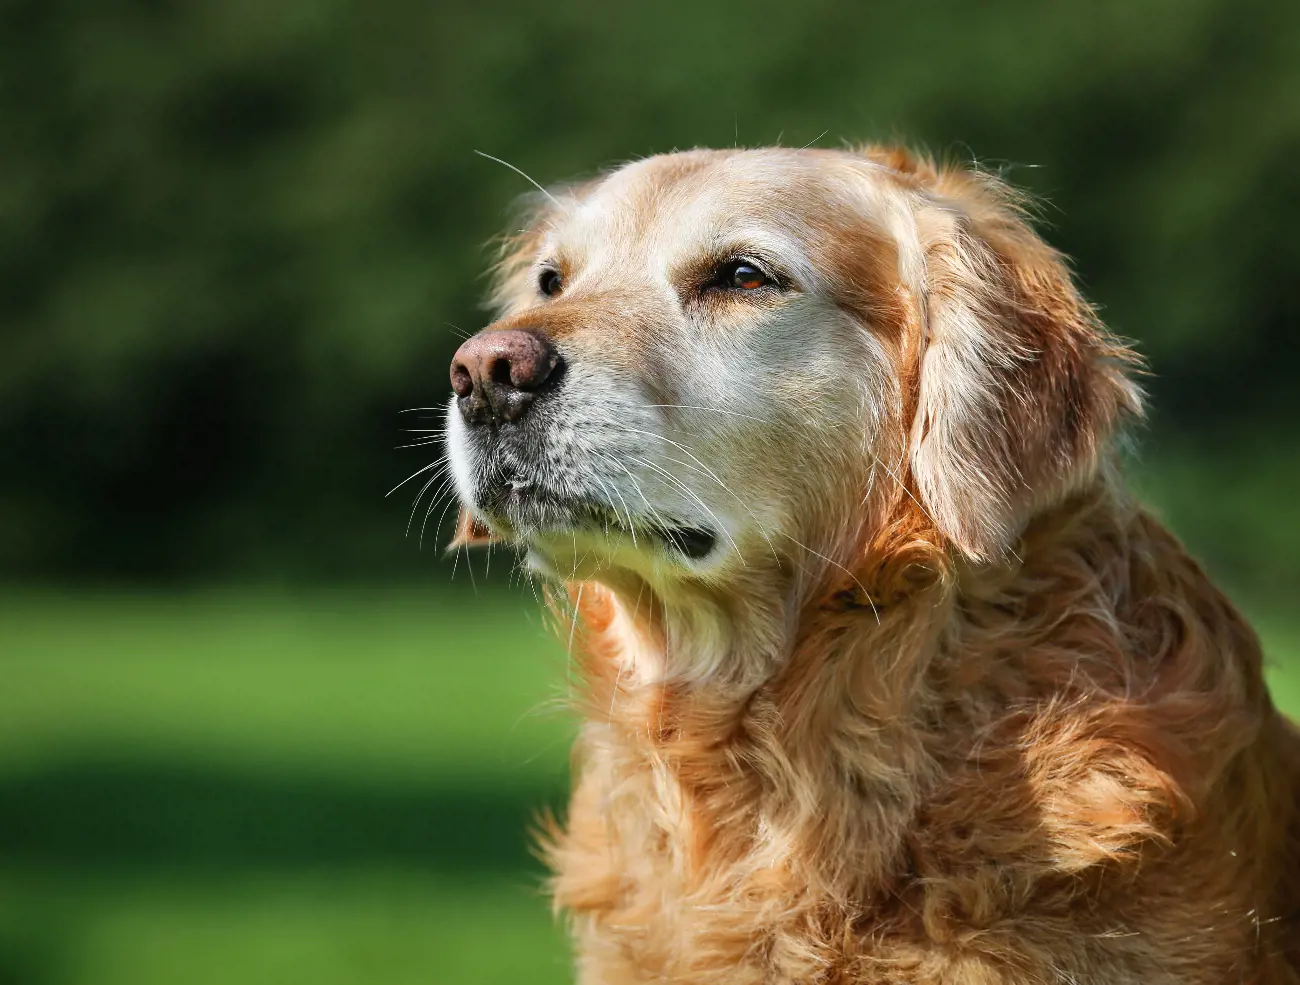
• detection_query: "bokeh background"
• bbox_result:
[3,1,1299,982]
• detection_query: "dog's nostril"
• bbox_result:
[489,357,514,386]
[450,362,474,399]
[450,328,561,425]
[546,354,567,390]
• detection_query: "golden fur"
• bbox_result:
[448,146,1300,983]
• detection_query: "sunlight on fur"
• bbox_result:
[445,145,1300,983]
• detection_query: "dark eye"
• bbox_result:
[538,268,563,297]
[718,260,773,291]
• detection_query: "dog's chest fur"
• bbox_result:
[542,505,1300,985]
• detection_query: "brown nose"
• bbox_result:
[450,329,562,425]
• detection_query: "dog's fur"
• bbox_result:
[447,146,1300,983]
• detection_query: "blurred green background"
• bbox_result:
[2,1,1298,982]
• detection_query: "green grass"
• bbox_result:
[0,586,576,985]
[0,584,1296,985]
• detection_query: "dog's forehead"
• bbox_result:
[556,149,873,254]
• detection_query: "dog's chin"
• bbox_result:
[474,485,719,578]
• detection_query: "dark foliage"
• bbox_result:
[1,0,1297,580]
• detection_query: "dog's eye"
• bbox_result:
[718,260,772,291]
[539,268,563,297]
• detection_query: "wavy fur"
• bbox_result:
[451,146,1300,983]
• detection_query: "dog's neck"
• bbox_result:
[563,558,946,898]
[572,486,957,701]
[576,532,952,728]
[561,480,1165,893]
[561,492,963,872]
[576,566,796,690]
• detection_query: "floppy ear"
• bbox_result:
[906,167,1142,561]
[447,507,498,551]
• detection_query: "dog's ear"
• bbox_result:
[903,164,1142,561]
[447,507,497,551]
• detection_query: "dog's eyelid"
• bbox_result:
[723,250,776,274]
[730,254,772,275]
[535,260,564,298]
[702,253,797,295]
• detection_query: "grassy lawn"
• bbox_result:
[0,586,576,985]
[1,583,1296,985]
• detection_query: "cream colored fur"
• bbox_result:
[447,146,1300,983]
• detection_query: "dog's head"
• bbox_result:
[446,147,1140,598]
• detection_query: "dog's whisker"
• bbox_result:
[629,455,745,566]
[395,437,445,450]
[609,459,673,536]
[386,460,445,498]
[590,472,639,549]
[419,478,460,549]
[580,412,781,567]
[864,447,938,529]
[637,403,772,425]
[406,472,448,536]
[605,479,641,550]
[800,128,830,150]
[566,581,585,701]
[411,479,457,542]
[617,426,732,491]
[473,149,562,209]
[779,531,880,624]
[652,450,782,566]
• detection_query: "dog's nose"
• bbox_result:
[450,329,562,425]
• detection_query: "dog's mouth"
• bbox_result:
[655,526,718,560]
[482,480,718,561]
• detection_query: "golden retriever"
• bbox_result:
[444,146,1300,984]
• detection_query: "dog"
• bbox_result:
[445,146,1300,984]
